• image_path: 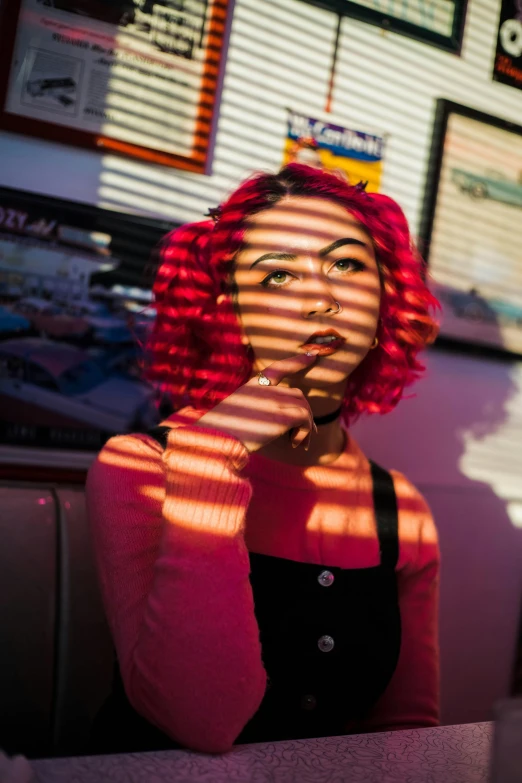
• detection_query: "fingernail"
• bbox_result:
[305,349,320,356]
[292,441,298,449]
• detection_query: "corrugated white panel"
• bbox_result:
[334,0,518,232]
[91,0,522,230]
[97,0,337,221]
[0,0,516,229]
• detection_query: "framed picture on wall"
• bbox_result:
[0,0,230,173]
[302,0,468,54]
[493,0,522,92]
[283,109,387,192]
[421,100,522,358]
[0,186,176,475]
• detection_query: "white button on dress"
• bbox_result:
[317,635,335,653]
[300,694,317,711]
[317,570,334,587]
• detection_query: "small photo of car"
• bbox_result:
[0,305,32,338]
[64,300,133,345]
[90,344,143,381]
[441,288,498,324]
[0,337,159,433]
[26,77,77,99]
[451,168,522,208]
[11,298,88,340]
[439,286,522,326]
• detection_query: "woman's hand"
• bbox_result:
[194,353,319,453]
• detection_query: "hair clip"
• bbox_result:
[354,180,369,193]
[205,205,223,223]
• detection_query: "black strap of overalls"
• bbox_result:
[369,459,399,570]
[147,425,171,448]
[146,427,399,570]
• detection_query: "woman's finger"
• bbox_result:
[284,403,314,448]
[252,351,318,387]
[275,387,316,436]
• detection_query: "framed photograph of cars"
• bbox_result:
[0,0,231,173]
[421,100,522,358]
[302,0,468,54]
[0,186,176,473]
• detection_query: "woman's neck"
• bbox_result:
[257,388,348,467]
[258,420,347,466]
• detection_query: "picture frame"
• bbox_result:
[0,186,176,476]
[493,0,522,92]
[420,99,522,359]
[0,0,231,173]
[302,0,468,54]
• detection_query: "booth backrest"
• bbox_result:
[0,482,113,758]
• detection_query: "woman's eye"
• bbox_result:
[261,270,293,288]
[333,258,365,273]
[260,259,364,288]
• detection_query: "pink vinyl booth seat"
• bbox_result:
[0,483,113,758]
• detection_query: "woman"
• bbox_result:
[86,163,440,755]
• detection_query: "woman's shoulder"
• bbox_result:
[388,468,432,516]
[87,405,248,489]
[87,408,198,483]
[96,407,202,461]
[388,468,439,571]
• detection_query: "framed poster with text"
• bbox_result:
[0,0,230,172]
[303,0,468,53]
[421,100,522,358]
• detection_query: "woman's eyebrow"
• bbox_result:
[249,252,296,269]
[318,237,369,257]
[248,237,369,270]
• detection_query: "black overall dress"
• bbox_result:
[90,426,402,753]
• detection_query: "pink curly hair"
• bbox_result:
[145,163,439,425]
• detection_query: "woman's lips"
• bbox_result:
[299,337,346,356]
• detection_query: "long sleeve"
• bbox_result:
[361,471,440,732]
[86,424,267,753]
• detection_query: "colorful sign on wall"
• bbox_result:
[283,110,385,192]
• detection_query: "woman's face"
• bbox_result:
[233,196,381,389]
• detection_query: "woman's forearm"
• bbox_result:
[87,426,267,753]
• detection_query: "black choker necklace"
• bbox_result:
[313,405,343,426]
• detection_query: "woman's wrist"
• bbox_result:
[169,420,251,470]
[193,412,256,454]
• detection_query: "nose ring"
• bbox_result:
[331,301,342,314]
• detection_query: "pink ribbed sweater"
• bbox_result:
[86,407,440,753]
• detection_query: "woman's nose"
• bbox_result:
[303,290,340,318]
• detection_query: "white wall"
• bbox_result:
[352,349,522,726]
[1,0,522,726]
